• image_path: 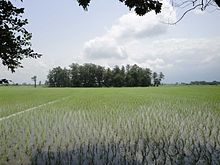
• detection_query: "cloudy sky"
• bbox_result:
[1,0,220,84]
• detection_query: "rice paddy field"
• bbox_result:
[0,86,220,164]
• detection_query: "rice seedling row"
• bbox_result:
[0,86,220,164]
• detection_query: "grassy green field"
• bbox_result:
[0,86,220,164]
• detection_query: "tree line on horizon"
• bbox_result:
[46,63,164,87]
[190,81,220,85]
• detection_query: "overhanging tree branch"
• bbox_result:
[165,0,219,24]
[77,0,219,23]
[0,0,41,72]
[170,4,203,24]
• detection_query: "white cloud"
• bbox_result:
[84,37,128,60]
[81,1,220,83]
[131,37,220,82]
[108,12,167,40]
[130,37,220,67]
[83,1,176,62]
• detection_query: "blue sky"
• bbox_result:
[1,0,220,84]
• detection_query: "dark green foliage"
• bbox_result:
[103,68,113,87]
[215,0,220,7]
[0,0,41,72]
[77,0,162,15]
[77,0,91,10]
[77,0,220,16]
[0,78,11,84]
[69,63,81,87]
[47,63,155,87]
[126,64,152,87]
[96,65,105,87]
[152,71,164,86]
[112,65,125,87]
[190,81,220,85]
[47,67,70,87]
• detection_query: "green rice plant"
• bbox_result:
[0,86,220,164]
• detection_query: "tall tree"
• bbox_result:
[152,72,158,86]
[144,68,152,86]
[120,65,126,85]
[152,72,164,86]
[31,76,37,88]
[47,67,70,87]
[96,65,105,87]
[79,63,97,87]
[103,68,113,87]
[159,72,164,84]
[62,68,71,87]
[125,64,140,87]
[136,67,152,86]
[0,0,41,72]
[69,63,80,87]
[125,64,132,87]
[112,65,124,87]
